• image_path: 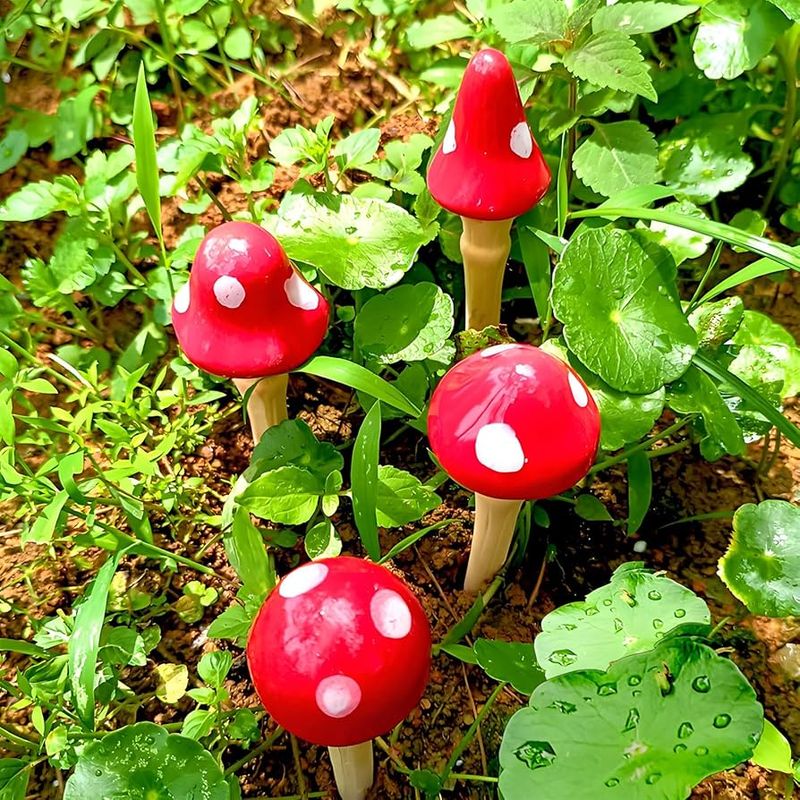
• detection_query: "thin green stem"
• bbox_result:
[590,418,692,475]
[688,240,725,311]
[0,330,82,392]
[224,727,284,776]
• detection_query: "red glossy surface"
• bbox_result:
[428,344,601,500]
[427,48,551,220]
[172,221,329,378]
[247,557,431,747]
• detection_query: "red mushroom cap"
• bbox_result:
[428,344,600,500]
[171,221,329,379]
[427,48,551,221]
[246,557,431,747]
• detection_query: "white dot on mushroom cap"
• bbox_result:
[515,364,534,378]
[370,589,412,639]
[510,122,533,159]
[480,344,519,357]
[568,371,589,408]
[475,423,525,473]
[173,282,190,314]
[316,675,362,719]
[278,562,329,598]
[228,237,249,254]
[284,271,320,311]
[213,276,246,309]
[443,119,456,154]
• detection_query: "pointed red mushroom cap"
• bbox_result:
[171,221,329,379]
[427,48,551,221]
[428,344,600,500]
[246,557,431,747]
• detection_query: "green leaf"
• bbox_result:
[133,64,162,245]
[488,0,568,44]
[474,639,545,694]
[552,227,697,393]
[519,227,552,329]
[659,115,753,203]
[154,663,189,704]
[52,86,99,161]
[0,130,28,173]
[376,465,440,528]
[719,500,800,617]
[693,0,791,80]
[0,176,81,221]
[198,651,233,688]
[688,297,744,352]
[563,31,657,101]
[207,603,251,644]
[406,15,474,49]
[69,551,123,729]
[535,562,711,677]
[593,1,698,33]
[305,519,342,559]
[268,193,435,290]
[238,466,323,525]
[351,402,382,561]
[64,722,228,799]
[751,720,794,773]
[500,640,763,798]
[25,490,68,545]
[572,121,659,198]
[575,494,613,522]
[627,451,652,535]
[0,759,29,799]
[223,26,253,59]
[298,356,422,417]
[354,283,454,364]
[699,249,799,303]
[647,200,713,265]
[225,508,272,600]
[333,128,381,171]
[764,0,800,19]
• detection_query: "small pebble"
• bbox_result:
[633,540,647,553]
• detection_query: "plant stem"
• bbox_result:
[224,727,284,775]
[590,418,692,475]
[687,240,724,311]
[0,330,82,392]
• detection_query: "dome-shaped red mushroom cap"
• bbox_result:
[427,48,551,221]
[171,221,330,379]
[428,344,600,500]
[246,557,431,747]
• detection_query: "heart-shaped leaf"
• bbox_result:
[474,639,546,695]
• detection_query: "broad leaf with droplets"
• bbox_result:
[535,563,710,678]
[64,722,228,800]
[500,639,763,799]
[719,500,800,617]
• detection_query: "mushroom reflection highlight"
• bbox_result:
[428,344,601,592]
[171,221,329,442]
[427,48,551,331]
[247,557,431,800]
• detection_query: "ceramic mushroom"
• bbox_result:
[247,557,431,800]
[428,344,601,592]
[427,48,551,331]
[172,221,329,443]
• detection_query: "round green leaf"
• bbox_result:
[0,130,28,174]
[354,282,454,364]
[647,200,713,265]
[64,722,228,800]
[223,26,253,59]
[719,500,800,617]
[500,640,763,799]
[552,227,697,393]
[535,563,710,678]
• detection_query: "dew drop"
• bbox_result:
[95,769,103,777]
[623,707,640,732]
[548,649,578,667]
[646,773,662,785]
[614,618,624,633]
[603,598,613,606]
[695,746,709,756]
[674,743,687,754]
[597,682,618,696]
[713,713,731,729]
[585,606,600,617]
[652,618,664,630]
[605,778,620,788]
[628,675,642,686]
[514,740,556,770]
[674,609,686,618]
[678,722,694,739]
[692,675,711,693]
[550,700,577,714]
[647,590,662,601]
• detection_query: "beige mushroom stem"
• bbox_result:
[460,217,514,331]
[233,374,289,444]
[328,742,374,800]
[464,493,523,593]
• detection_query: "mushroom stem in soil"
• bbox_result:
[233,374,289,443]
[428,344,601,592]
[247,557,431,800]
[171,221,329,444]
[427,48,550,330]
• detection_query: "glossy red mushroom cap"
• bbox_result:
[428,344,600,500]
[171,221,329,379]
[427,48,551,221]
[247,557,431,747]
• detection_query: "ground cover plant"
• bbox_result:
[1,0,800,797]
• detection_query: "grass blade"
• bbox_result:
[698,250,796,304]
[627,451,652,535]
[132,64,163,249]
[351,401,382,561]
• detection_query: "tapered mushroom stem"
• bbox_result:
[233,374,289,443]
[328,742,374,800]
[464,493,523,593]
[460,217,513,331]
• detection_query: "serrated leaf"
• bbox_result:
[376,465,440,528]
[573,121,659,197]
[0,176,81,221]
[563,31,657,101]
[488,0,568,44]
[593,1,698,34]
[406,15,474,49]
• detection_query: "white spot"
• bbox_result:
[213,276,246,309]
[370,589,412,639]
[173,282,190,314]
[284,271,320,310]
[515,364,534,378]
[475,423,525,473]
[228,238,249,254]
[480,343,519,357]
[568,371,589,408]
[443,119,456,154]
[510,122,533,159]
[633,540,647,554]
[278,562,329,598]
[316,675,362,719]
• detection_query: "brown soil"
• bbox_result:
[1,20,799,800]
